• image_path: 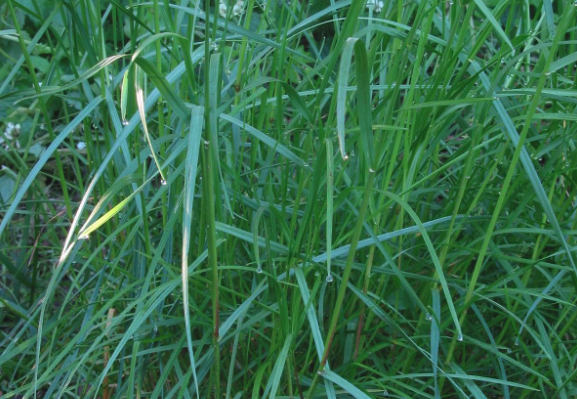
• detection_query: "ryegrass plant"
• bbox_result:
[1,0,577,397]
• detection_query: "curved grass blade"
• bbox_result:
[321,370,372,399]
[182,105,204,398]
[337,38,374,165]
[472,0,514,52]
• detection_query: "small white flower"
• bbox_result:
[3,127,13,141]
[232,0,244,16]
[366,0,383,12]
[210,40,219,51]
[219,2,227,17]
[77,141,87,150]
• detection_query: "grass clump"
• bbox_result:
[1,0,577,398]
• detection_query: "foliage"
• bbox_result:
[1,0,577,398]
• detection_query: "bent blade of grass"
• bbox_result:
[322,370,372,399]
[136,80,166,182]
[472,0,514,53]
[182,105,204,398]
[337,38,374,165]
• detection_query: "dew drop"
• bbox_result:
[314,271,320,276]
[465,175,470,179]
[343,154,349,161]
[112,237,117,242]
[40,123,46,130]
[506,348,512,354]
[514,338,520,346]
[369,167,375,173]
[153,325,158,333]
[122,120,129,126]
[79,234,90,240]
[457,333,463,342]
[256,267,263,274]
[383,389,389,396]
[160,179,167,186]
[426,313,432,321]
[326,274,333,283]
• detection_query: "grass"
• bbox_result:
[1,0,577,397]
